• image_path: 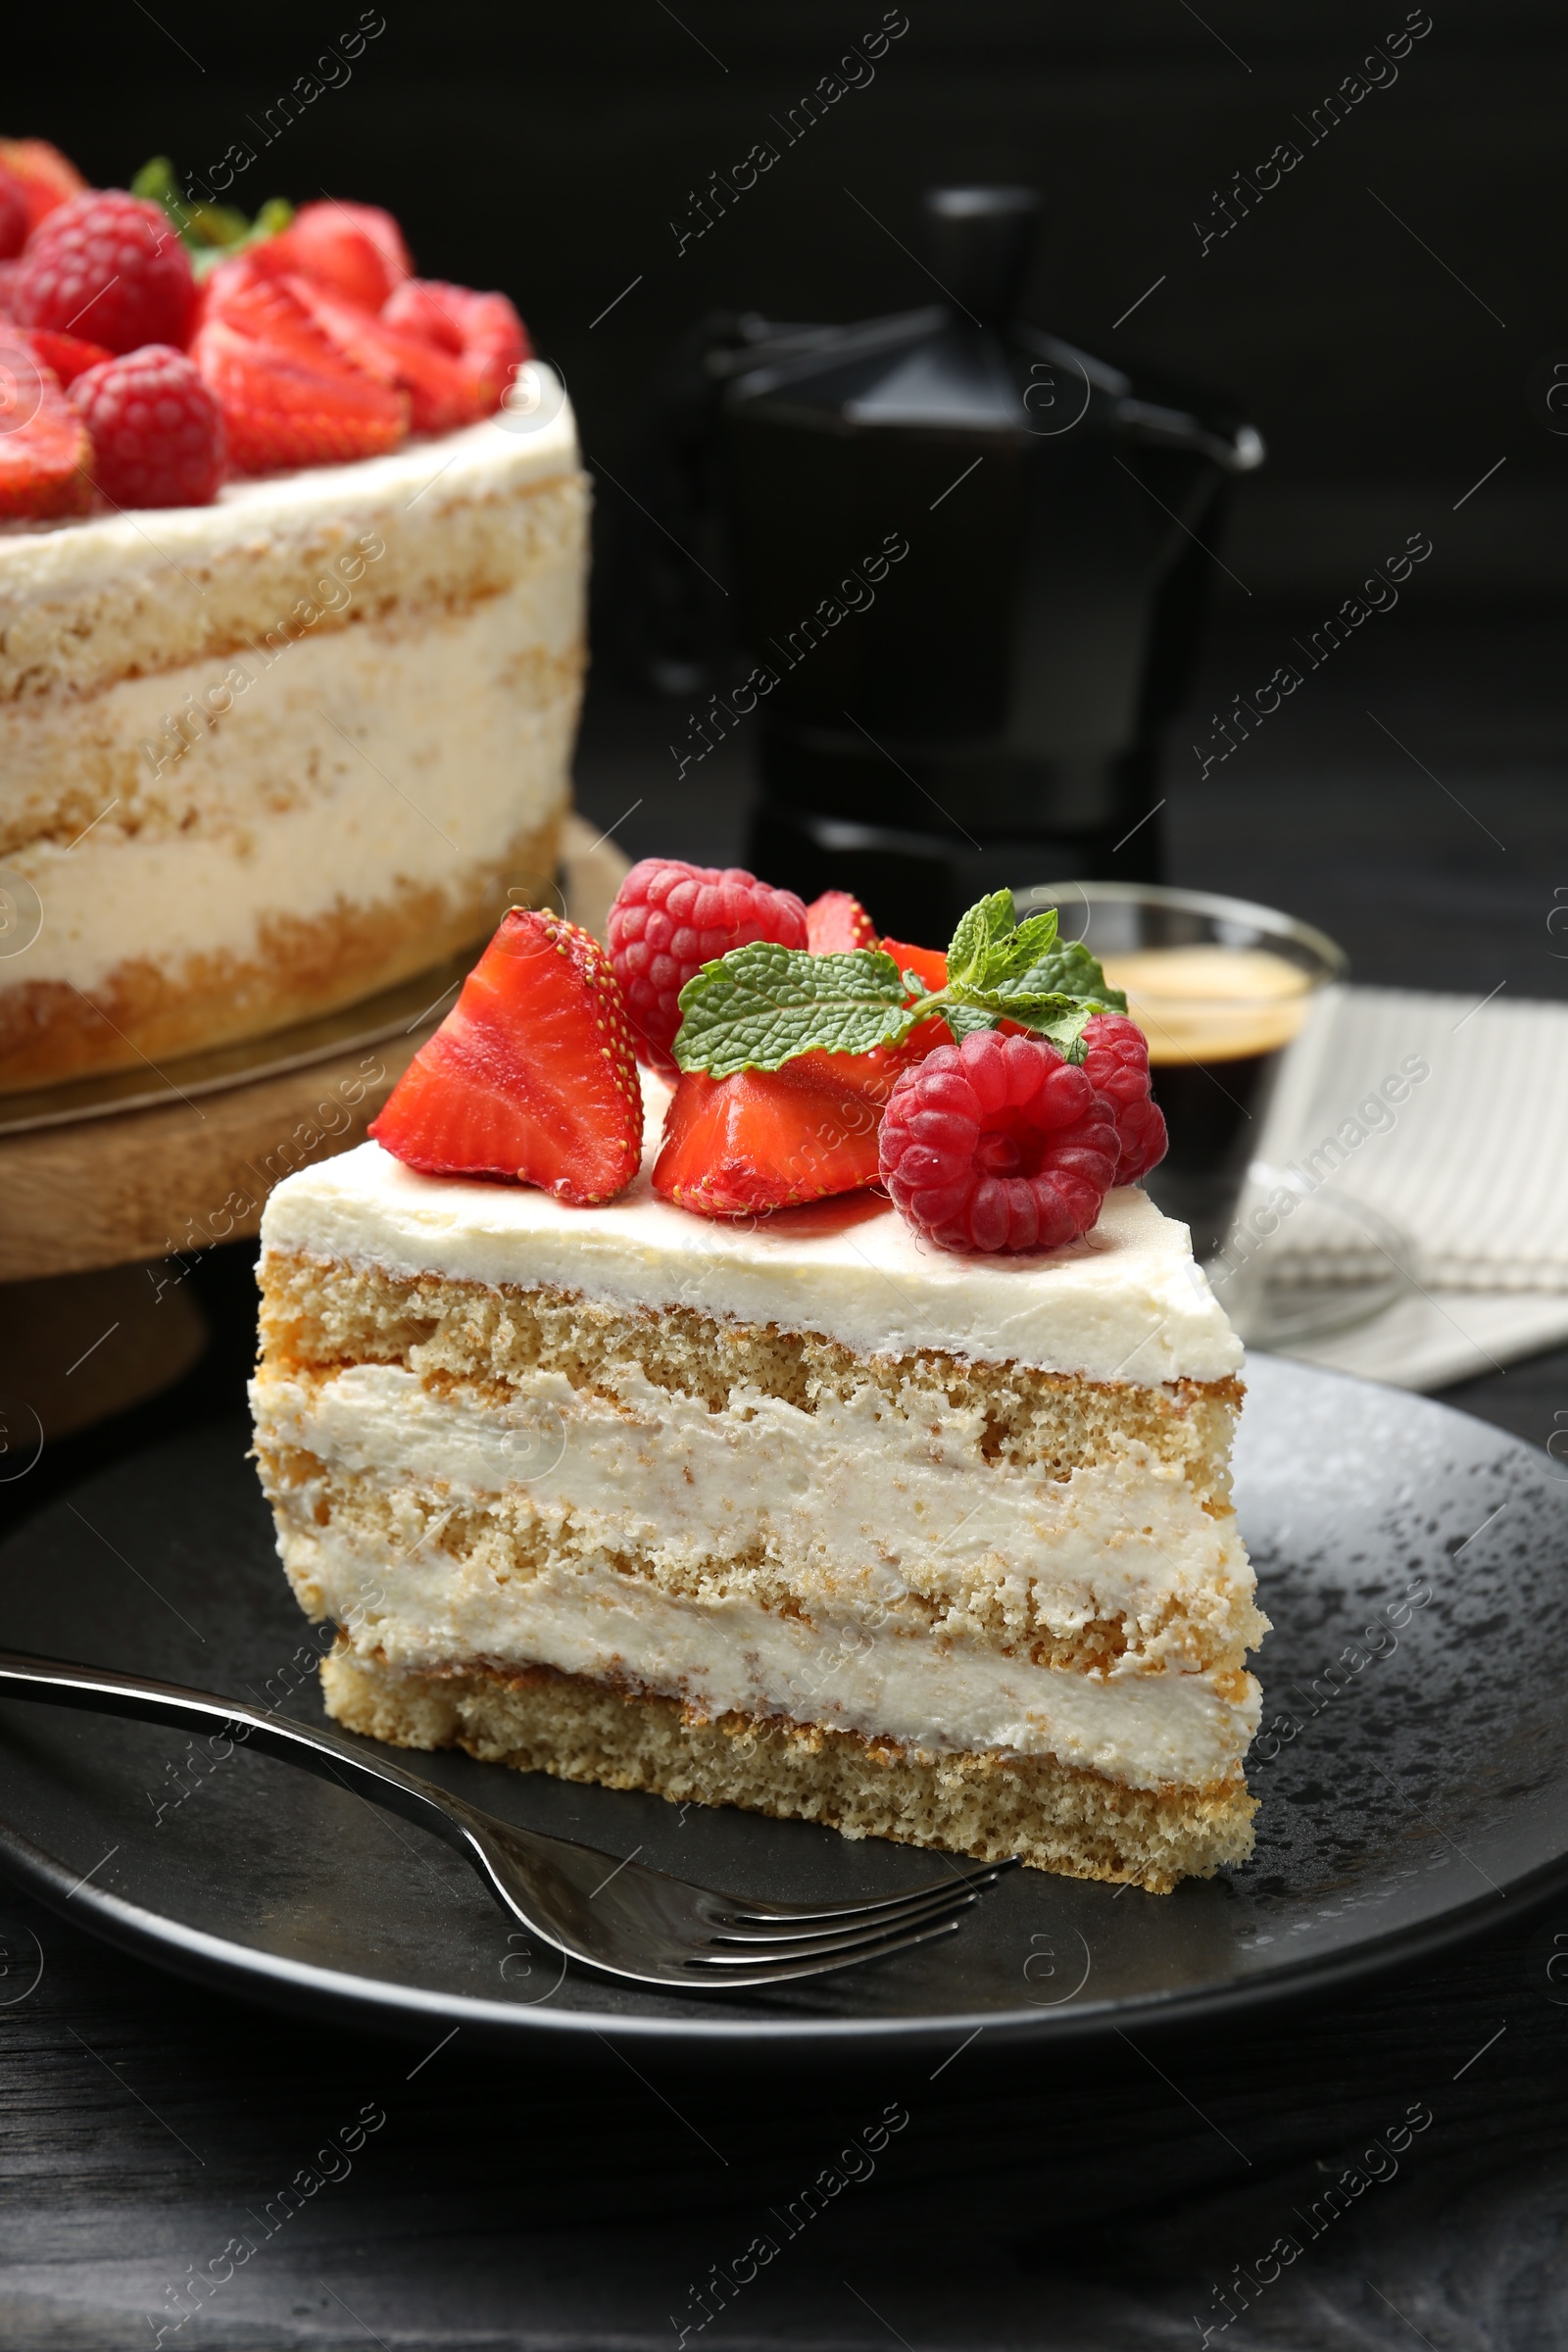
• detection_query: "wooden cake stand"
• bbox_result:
[0,818,629,1438]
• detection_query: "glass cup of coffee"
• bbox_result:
[1012,881,1347,1263]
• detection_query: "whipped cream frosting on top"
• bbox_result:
[263,1099,1243,1384]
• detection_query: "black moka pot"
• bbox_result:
[712,186,1262,941]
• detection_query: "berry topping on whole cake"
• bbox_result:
[281,272,496,436]
[11,191,197,354]
[0,334,90,516]
[369,911,642,1206]
[266,199,411,310]
[0,136,532,515]
[191,268,409,468]
[70,344,225,509]
[16,325,114,384]
[0,175,28,264]
[381,279,528,412]
[0,140,86,227]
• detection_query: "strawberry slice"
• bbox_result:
[652,1053,892,1217]
[199,256,349,359]
[194,318,407,471]
[382,279,529,411]
[655,1013,978,1218]
[0,139,87,234]
[806,890,878,953]
[0,169,26,263]
[370,910,643,1205]
[192,270,408,471]
[0,339,90,518]
[270,200,412,312]
[15,326,114,386]
[286,276,480,433]
[654,923,959,1218]
[379,277,468,354]
[875,936,955,1063]
[882,937,948,995]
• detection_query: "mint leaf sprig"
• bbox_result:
[131,158,294,279]
[671,890,1127,1080]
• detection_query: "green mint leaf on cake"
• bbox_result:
[132,157,293,272]
[1008,999,1107,1059]
[670,891,1130,1073]
[673,944,909,1078]
[944,1003,999,1042]
[944,889,1018,990]
[971,907,1065,989]
[996,937,1126,1009]
[946,986,1110,1061]
[943,893,1124,1012]
[936,894,1126,1056]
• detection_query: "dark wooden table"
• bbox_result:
[3,614,1565,2349]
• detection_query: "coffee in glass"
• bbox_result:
[1013,883,1346,1262]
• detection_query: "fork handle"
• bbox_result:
[0,1644,504,1859]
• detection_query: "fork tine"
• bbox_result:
[691,1886,980,1968]
[710,1854,1016,1927]
[684,1906,967,1983]
[706,1880,984,1947]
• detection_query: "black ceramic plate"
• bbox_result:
[0,1357,1562,2049]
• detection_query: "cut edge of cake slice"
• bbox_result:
[251,1115,1266,1895]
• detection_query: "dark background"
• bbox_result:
[16,0,1568,598]
[6,8,1568,2345]
[14,0,1566,969]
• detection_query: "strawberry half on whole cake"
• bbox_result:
[0,143,584,1091]
[250,867,1268,1892]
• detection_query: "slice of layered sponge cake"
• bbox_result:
[251,1103,1266,1893]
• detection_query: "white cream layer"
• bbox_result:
[256,1360,1252,1669]
[270,1496,1258,1791]
[261,1133,1243,1382]
[2,405,585,994]
[12,580,575,990]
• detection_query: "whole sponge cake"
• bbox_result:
[0,405,586,1090]
[0,145,587,1092]
[252,1084,1265,1892]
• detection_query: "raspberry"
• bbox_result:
[71,346,225,509]
[13,192,195,356]
[879,1030,1119,1254]
[608,858,808,1072]
[1080,1013,1167,1187]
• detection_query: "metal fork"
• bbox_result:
[0,1649,1013,1990]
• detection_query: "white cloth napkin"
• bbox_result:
[1239,983,1568,1389]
